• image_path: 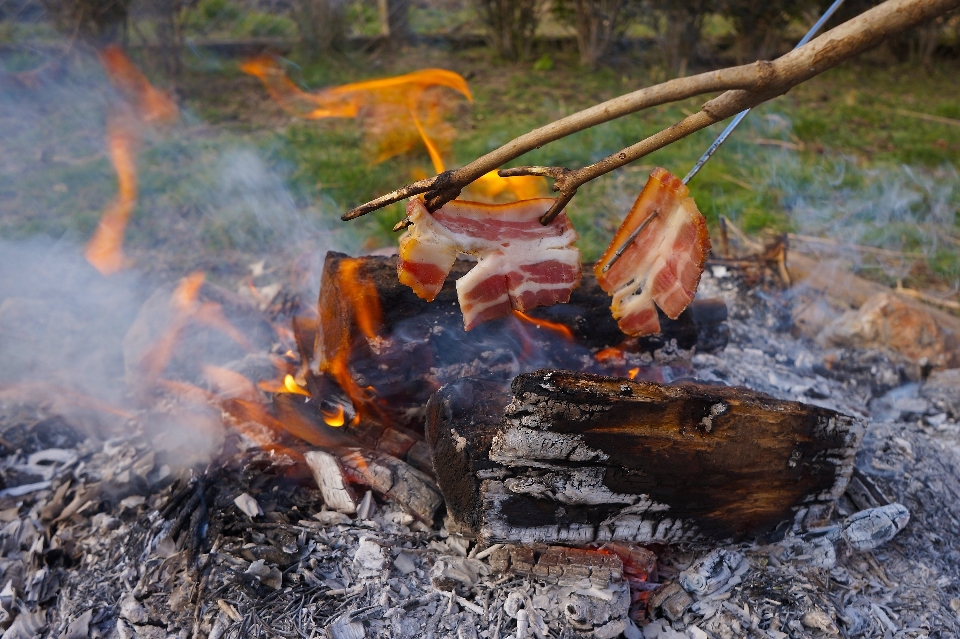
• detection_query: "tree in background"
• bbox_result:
[378,0,410,41]
[296,0,347,60]
[472,0,548,62]
[649,0,716,74]
[39,0,131,44]
[718,0,808,63]
[554,0,641,68]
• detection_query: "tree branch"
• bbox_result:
[343,0,960,223]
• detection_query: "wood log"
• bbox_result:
[318,252,728,433]
[304,447,443,522]
[425,370,865,546]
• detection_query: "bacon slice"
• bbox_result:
[398,197,581,330]
[594,167,711,337]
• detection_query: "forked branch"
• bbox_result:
[343,0,960,223]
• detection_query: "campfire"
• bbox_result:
[2,1,960,638]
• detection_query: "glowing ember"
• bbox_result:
[283,374,310,396]
[512,310,574,341]
[84,47,178,275]
[242,58,470,166]
[321,404,346,427]
[594,347,626,362]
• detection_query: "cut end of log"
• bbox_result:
[427,370,865,546]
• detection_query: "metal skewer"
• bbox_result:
[603,0,847,270]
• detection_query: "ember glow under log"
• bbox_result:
[426,370,865,545]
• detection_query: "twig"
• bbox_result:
[343,0,960,223]
[895,280,960,310]
[893,107,960,128]
[789,233,925,258]
[944,234,960,248]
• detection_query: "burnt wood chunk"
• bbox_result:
[426,370,865,546]
[318,252,728,432]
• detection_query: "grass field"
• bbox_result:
[2,42,959,290]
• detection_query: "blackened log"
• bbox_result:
[318,252,728,432]
[426,370,865,546]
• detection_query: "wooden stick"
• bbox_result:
[342,0,960,222]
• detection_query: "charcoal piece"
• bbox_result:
[426,370,865,546]
[318,252,728,434]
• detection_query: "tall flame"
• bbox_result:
[318,257,386,427]
[99,46,179,124]
[241,58,470,166]
[84,47,179,275]
[84,124,138,274]
[242,58,546,201]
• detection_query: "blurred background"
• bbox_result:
[1,0,959,294]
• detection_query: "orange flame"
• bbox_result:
[283,374,310,396]
[136,272,254,385]
[467,171,549,202]
[512,310,574,341]
[99,46,179,124]
[84,124,138,274]
[85,47,178,275]
[321,404,346,427]
[318,258,385,427]
[242,57,545,202]
[241,58,470,167]
[628,367,640,380]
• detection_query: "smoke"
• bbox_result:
[704,113,960,284]
[0,50,349,467]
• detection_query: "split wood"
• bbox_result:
[342,0,960,225]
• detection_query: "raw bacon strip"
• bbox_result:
[398,197,581,330]
[594,167,711,337]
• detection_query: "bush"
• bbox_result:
[647,0,716,73]
[553,0,641,68]
[472,0,547,62]
[718,0,812,62]
[38,0,131,43]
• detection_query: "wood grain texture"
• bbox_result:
[426,370,865,546]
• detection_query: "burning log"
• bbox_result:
[318,252,728,432]
[426,370,865,545]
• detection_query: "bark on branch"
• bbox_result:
[342,0,960,223]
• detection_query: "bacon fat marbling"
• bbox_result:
[594,168,711,337]
[398,197,581,330]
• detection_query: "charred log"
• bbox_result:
[318,252,728,433]
[426,370,865,546]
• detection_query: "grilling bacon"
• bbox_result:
[594,168,711,337]
[398,197,581,330]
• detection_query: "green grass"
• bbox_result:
[2,45,959,290]
[262,50,960,275]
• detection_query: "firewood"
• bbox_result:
[426,370,865,545]
[487,544,624,589]
[318,252,728,433]
[304,447,443,522]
